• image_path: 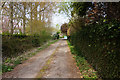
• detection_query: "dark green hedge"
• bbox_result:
[2,34,51,59]
[70,21,120,78]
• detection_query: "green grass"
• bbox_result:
[67,40,98,78]
[2,39,59,73]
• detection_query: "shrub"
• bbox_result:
[2,34,51,60]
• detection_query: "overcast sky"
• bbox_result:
[51,7,70,30]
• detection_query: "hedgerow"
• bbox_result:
[2,33,51,60]
[70,21,120,78]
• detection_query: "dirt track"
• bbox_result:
[2,40,81,78]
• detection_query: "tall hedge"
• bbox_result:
[70,21,120,78]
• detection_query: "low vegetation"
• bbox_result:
[2,33,51,59]
[67,41,98,78]
[2,39,58,73]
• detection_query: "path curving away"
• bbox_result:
[2,40,81,78]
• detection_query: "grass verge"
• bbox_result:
[2,39,59,73]
[67,40,99,79]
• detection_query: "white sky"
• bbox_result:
[51,11,70,29]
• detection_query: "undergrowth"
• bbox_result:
[2,34,51,59]
[2,39,59,73]
[67,40,98,79]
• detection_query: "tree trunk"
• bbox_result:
[10,2,13,34]
[30,3,33,34]
[34,3,38,21]
[23,3,26,34]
